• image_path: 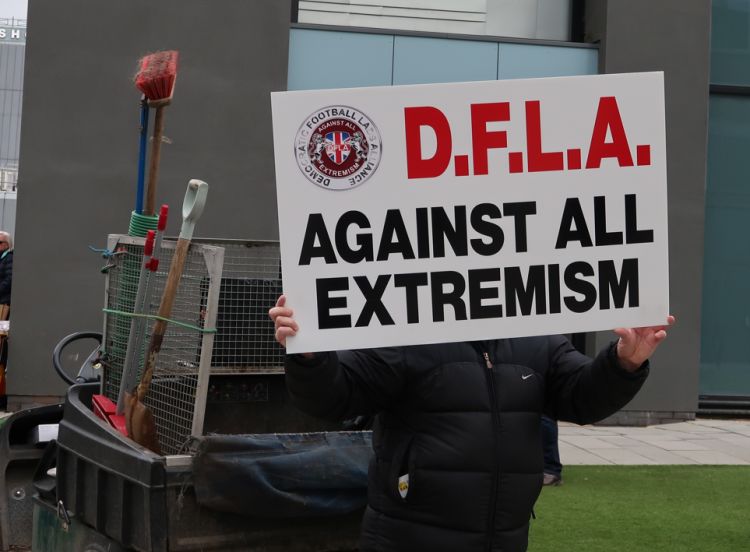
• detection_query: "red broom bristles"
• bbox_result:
[135,50,179,102]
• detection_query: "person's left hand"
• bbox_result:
[614,315,676,372]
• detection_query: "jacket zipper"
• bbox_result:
[482,351,500,552]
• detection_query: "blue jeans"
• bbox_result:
[542,416,562,476]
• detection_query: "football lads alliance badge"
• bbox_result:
[398,473,409,499]
[295,106,382,191]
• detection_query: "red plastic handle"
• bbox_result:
[144,230,156,256]
[158,204,169,231]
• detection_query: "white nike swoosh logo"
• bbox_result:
[521,374,534,380]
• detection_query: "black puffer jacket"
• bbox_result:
[285,336,648,552]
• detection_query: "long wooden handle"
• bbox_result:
[144,105,166,217]
[136,236,190,401]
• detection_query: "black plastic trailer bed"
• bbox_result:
[27,379,370,552]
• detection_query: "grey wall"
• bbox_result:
[585,0,711,421]
[10,0,291,401]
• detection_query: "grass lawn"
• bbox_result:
[528,466,750,552]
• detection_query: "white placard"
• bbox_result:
[271,72,669,353]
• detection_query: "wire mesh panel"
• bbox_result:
[102,238,286,454]
[193,239,286,375]
[102,235,224,455]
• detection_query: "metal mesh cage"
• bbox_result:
[192,239,285,375]
[102,235,224,455]
[102,238,285,455]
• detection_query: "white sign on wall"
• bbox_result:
[271,72,669,354]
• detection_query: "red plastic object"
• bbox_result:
[135,51,179,102]
[91,394,128,437]
[158,204,169,231]
[144,230,156,257]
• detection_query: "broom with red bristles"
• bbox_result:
[135,50,179,217]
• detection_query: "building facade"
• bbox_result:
[6,1,717,424]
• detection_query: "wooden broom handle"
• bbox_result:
[136,179,208,401]
[136,237,190,401]
[144,105,166,217]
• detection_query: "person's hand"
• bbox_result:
[268,295,313,358]
[614,315,675,372]
[269,294,298,348]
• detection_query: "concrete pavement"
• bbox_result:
[559,418,750,465]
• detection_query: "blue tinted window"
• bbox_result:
[287,29,393,90]
[392,36,498,85]
[700,94,750,395]
[289,29,598,91]
[711,0,750,85]
[498,43,597,79]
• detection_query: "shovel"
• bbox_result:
[124,179,209,453]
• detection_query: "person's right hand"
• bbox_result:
[269,294,298,348]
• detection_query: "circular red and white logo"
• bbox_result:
[295,106,382,190]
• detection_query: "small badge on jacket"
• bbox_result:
[398,474,409,499]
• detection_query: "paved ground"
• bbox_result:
[559,418,750,465]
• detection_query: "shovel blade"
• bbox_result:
[124,389,162,455]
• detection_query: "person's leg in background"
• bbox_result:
[542,415,562,486]
[0,341,7,411]
[0,306,7,411]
